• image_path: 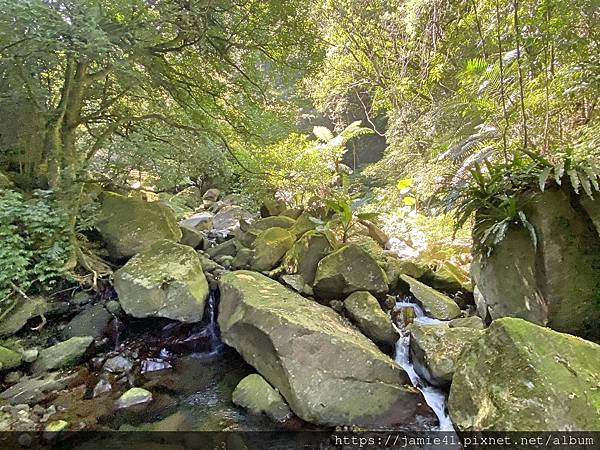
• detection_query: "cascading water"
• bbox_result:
[393,299,456,432]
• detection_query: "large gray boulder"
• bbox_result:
[313,244,388,299]
[448,317,600,431]
[281,230,336,285]
[32,337,94,374]
[114,240,209,323]
[400,275,461,320]
[250,227,295,272]
[179,211,214,232]
[409,323,481,386]
[62,305,112,340]
[218,271,435,428]
[472,189,600,339]
[96,192,182,259]
[212,206,253,232]
[344,291,398,348]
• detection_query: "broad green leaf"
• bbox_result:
[538,167,551,191]
[568,169,580,194]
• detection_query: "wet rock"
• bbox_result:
[140,358,172,374]
[282,230,336,286]
[180,211,214,232]
[260,198,286,217]
[344,291,398,348]
[96,192,182,260]
[448,316,485,330]
[105,300,122,315]
[0,346,22,370]
[0,372,79,405]
[62,304,112,340]
[219,271,435,428]
[212,206,253,232]
[448,317,600,431]
[180,225,208,249]
[115,387,153,409]
[0,296,47,337]
[232,374,292,423]
[93,379,112,397]
[103,355,134,373]
[250,227,295,272]
[313,244,388,300]
[410,323,481,387]
[400,275,460,320]
[32,336,94,374]
[114,240,209,323]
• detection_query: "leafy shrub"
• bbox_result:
[0,189,72,300]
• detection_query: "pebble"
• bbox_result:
[92,379,112,398]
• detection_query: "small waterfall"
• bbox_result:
[393,299,455,432]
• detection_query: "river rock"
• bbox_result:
[410,323,481,387]
[250,215,296,231]
[313,244,388,299]
[232,247,253,270]
[0,372,79,405]
[114,240,209,323]
[0,346,22,370]
[32,337,94,374]
[282,231,336,285]
[62,305,112,340]
[0,297,47,337]
[180,211,214,232]
[385,258,428,292]
[206,239,240,259]
[400,275,460,320]
[180,225,207,249]
[202,188,221,203]
[344,292,398,347]
[449,316,485,330]
[421,261,472,294]
[260,198,286,217]
[115,387,153,409]
[218,271,435,428]
[250,228,295,272]
[232,374,292,423]
[448,317,600,431]
[96,192,182,259]
[212,206,253,232]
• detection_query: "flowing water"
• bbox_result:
[393,299,456,432]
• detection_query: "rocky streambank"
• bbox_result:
[0,188,599,447]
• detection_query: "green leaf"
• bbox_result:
[579,172,593,198]
[403,196,416,206]
[538,167,552,191]
[313,126,334,143]
[554,161,565,185]
[568,169,580,194]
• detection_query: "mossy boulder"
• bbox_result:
[400,275,461,320]
[410,323,481,387]
[96,192,182,259]
[115,387,153,409]
[250,227,295,272]
[0,296,47,337]
[180,225,207,249]
[179,211,214,232]
[114,240,209,323]
[232,374,292,423]
[448,317,600,431]
[385,257,428,292]
[313,244,389,299]
[212,206,253,232]
[260,198,286,217]
[218,271,436,428]
[282,230,336,285]
[421,261,473,294]
[32,336,94,373]
[289,212,317,238]
[206,238,241,259]
[344,291,398,348]
[449,316,485,330]
[250,216,296,232]
[0,346,22,370]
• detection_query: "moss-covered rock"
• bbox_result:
[206,238,241,259]
[282,230,336,285]
[0,346,22,370]
[250,216,296,232]
[448,316,485,330]
[421,261,473,294]
[449,317,600,431]
[400,275,461,320]
[218,271,435,428]
[385,257,428,292]
[96,192,182,259]
[180,225,207,249]
[410,323,481,386]
[232,247,254,270]
[232,374,292,423]
[32,336,94,373]
[344,291,398,348]
[314,244,389,299]
[289,212,317,238]
[212,206,253,232]
[0,297,47,337]
[114,240,209,323]
[260,198,286,217]
[115,387,153,409]
[250,227,295,272]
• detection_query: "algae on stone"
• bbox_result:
[232,374,292,423]
[250,227,295,272]
[344,291,398,347]
[400,275,460,320]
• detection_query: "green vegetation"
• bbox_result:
[1,0,598,296]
